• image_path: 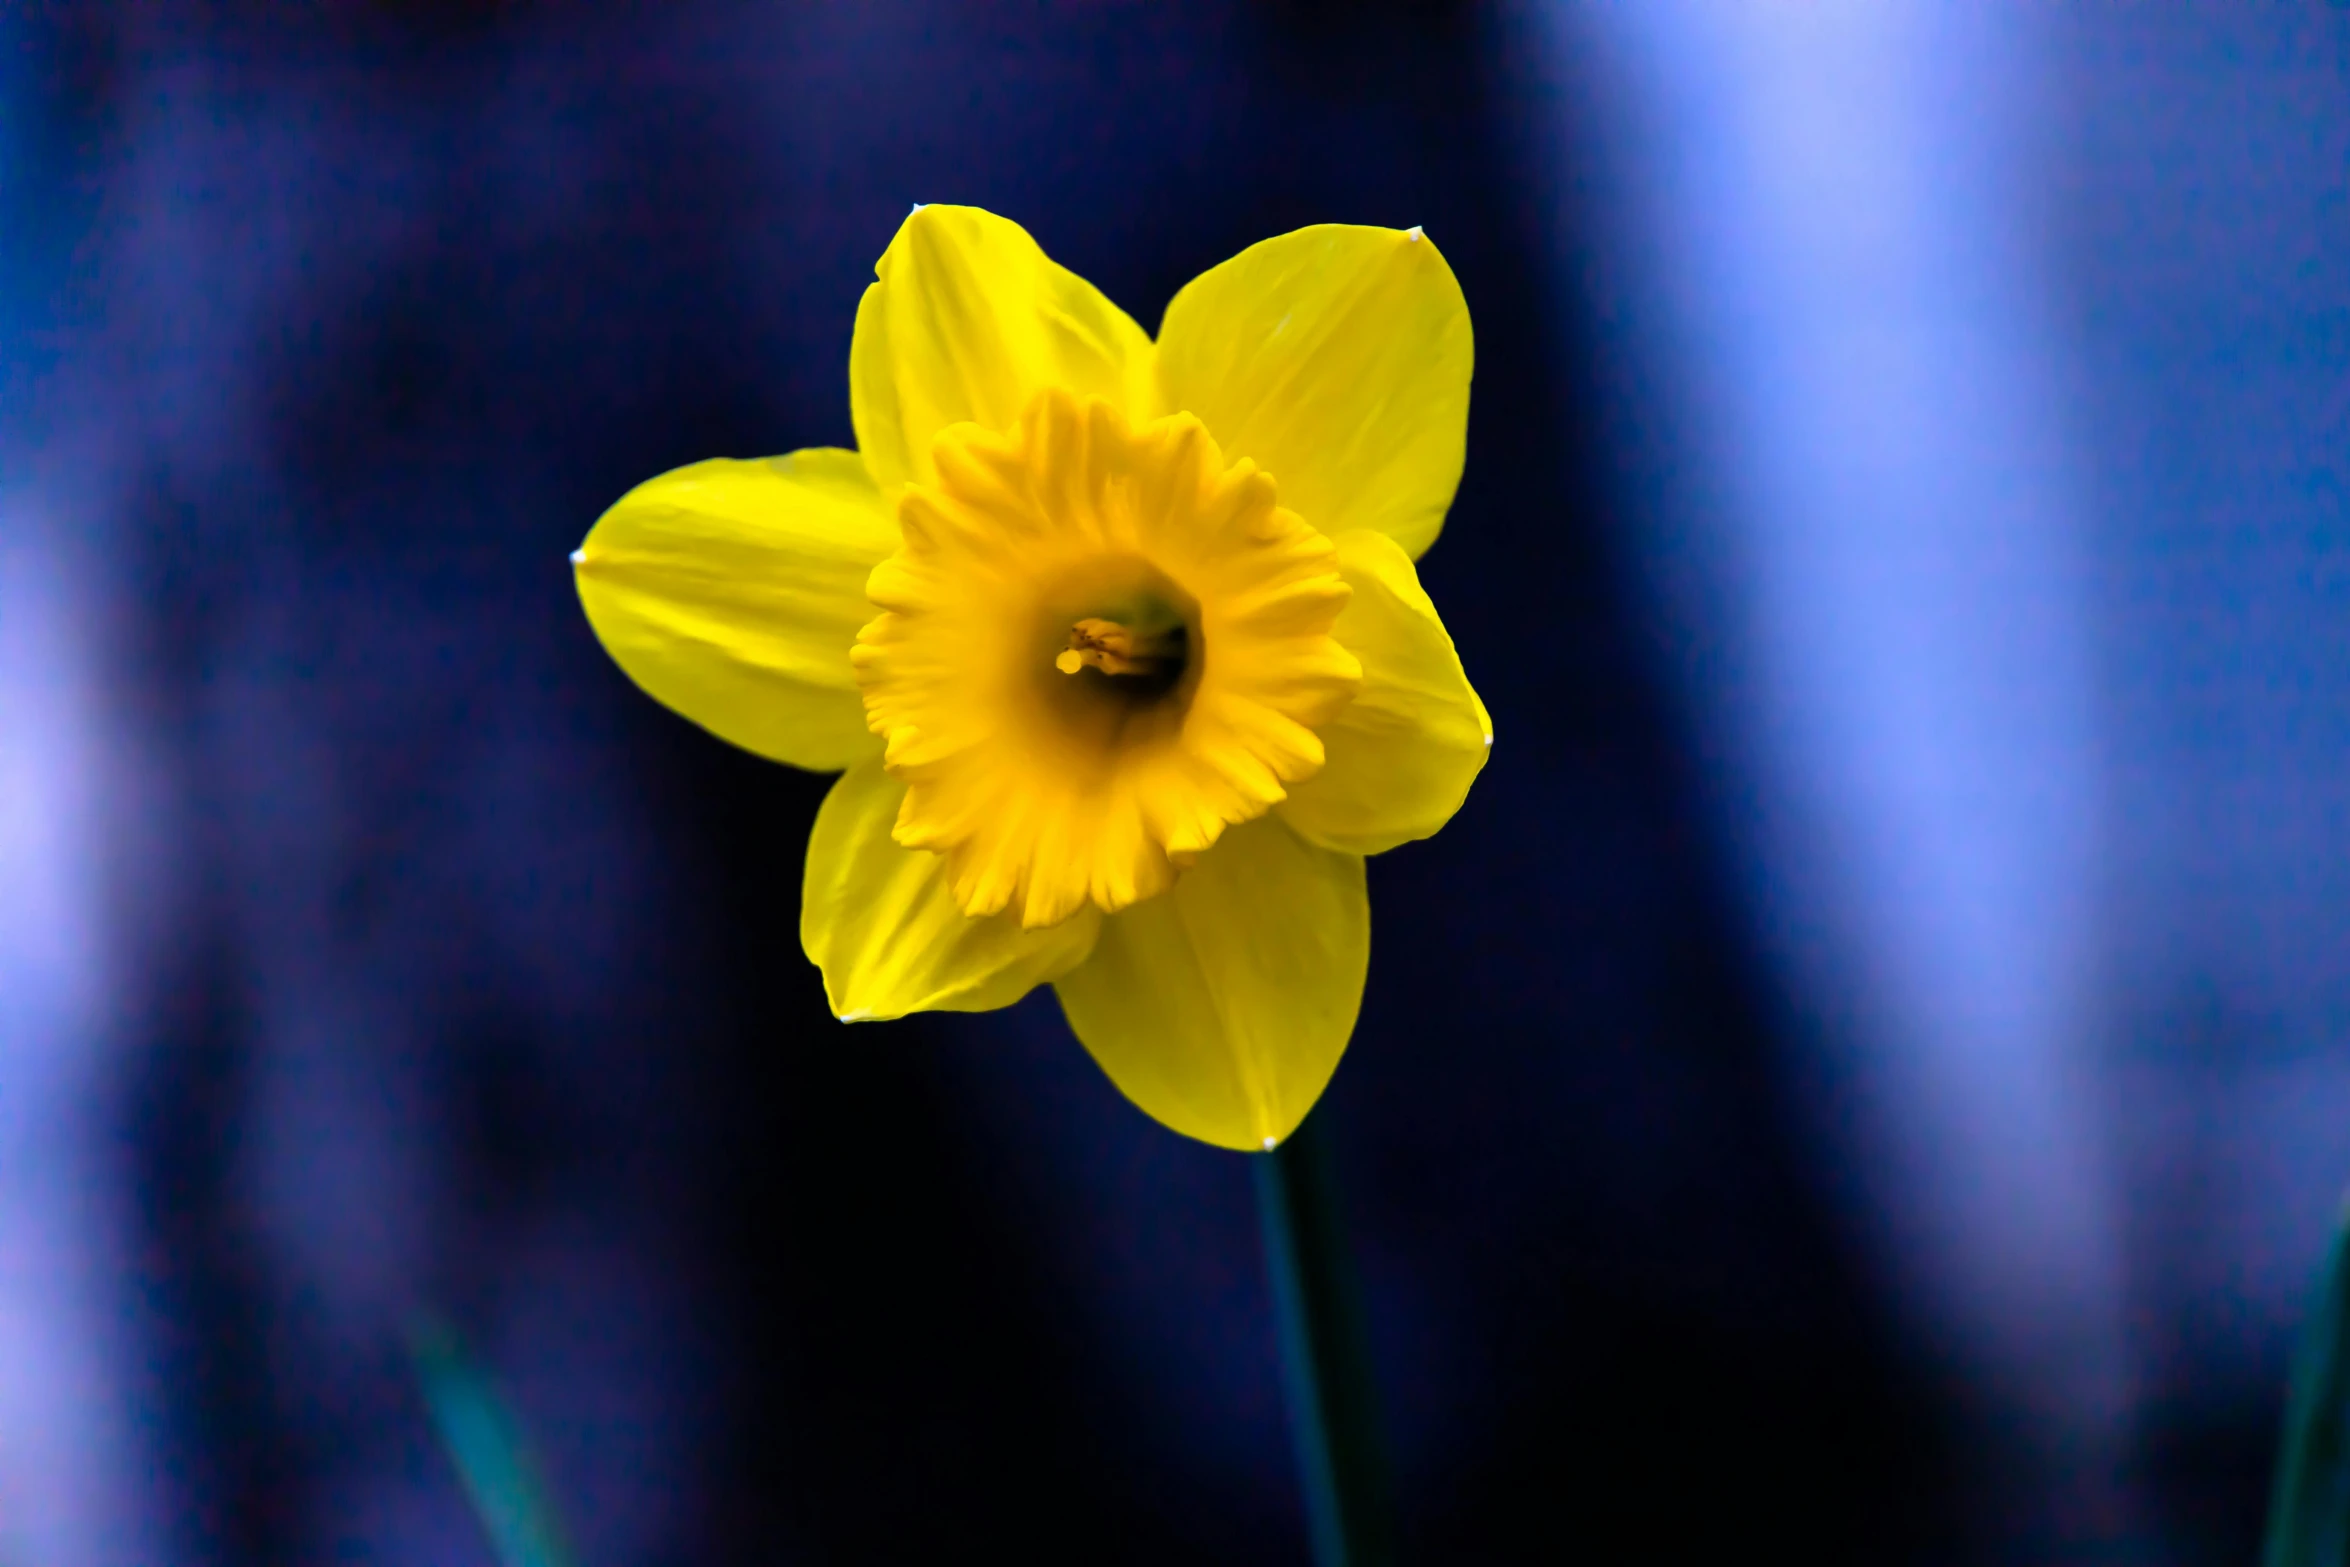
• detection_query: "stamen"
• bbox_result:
[1056,618,1184,680]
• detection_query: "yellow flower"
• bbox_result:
[574,206,1489,1150]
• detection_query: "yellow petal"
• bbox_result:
[803,756,1101,1021]
[1053,815,1367,1150]
[1156,224,1472,560]
[851,205,1156,496]
[575,448,894,771]
[1278,529,1491,855]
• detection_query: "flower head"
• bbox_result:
[575,207,1488,1150]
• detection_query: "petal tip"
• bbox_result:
[569,547,587,566]
[837,1009,877,1023]
[1406,224,1423,242]
[1261,1135,1278,1151]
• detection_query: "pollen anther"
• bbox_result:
[1057,618,1184,680]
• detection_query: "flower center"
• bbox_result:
[1058,614,1186,688]
[853,388,1361,929]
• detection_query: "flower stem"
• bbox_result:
[2264,1194,2350,1567]
[1255,1108,1395,1567]
[408,1315,578,1567]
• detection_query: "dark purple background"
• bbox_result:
[3,4,2345,1563]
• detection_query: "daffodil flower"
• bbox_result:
[575,206,1488,1150]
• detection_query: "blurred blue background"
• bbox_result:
[1,2,2344,1562]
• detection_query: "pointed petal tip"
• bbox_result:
[569,547,587,567]
[1406,225,1424,242]
[1261,1135,1278,1151]
[837,1009,877,1023]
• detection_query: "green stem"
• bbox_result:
[1254,1107,1396,1567]
[2265,1195,2350,1567]
[408,1315,578,1567]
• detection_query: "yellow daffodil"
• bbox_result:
[574,206,1488,1151]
